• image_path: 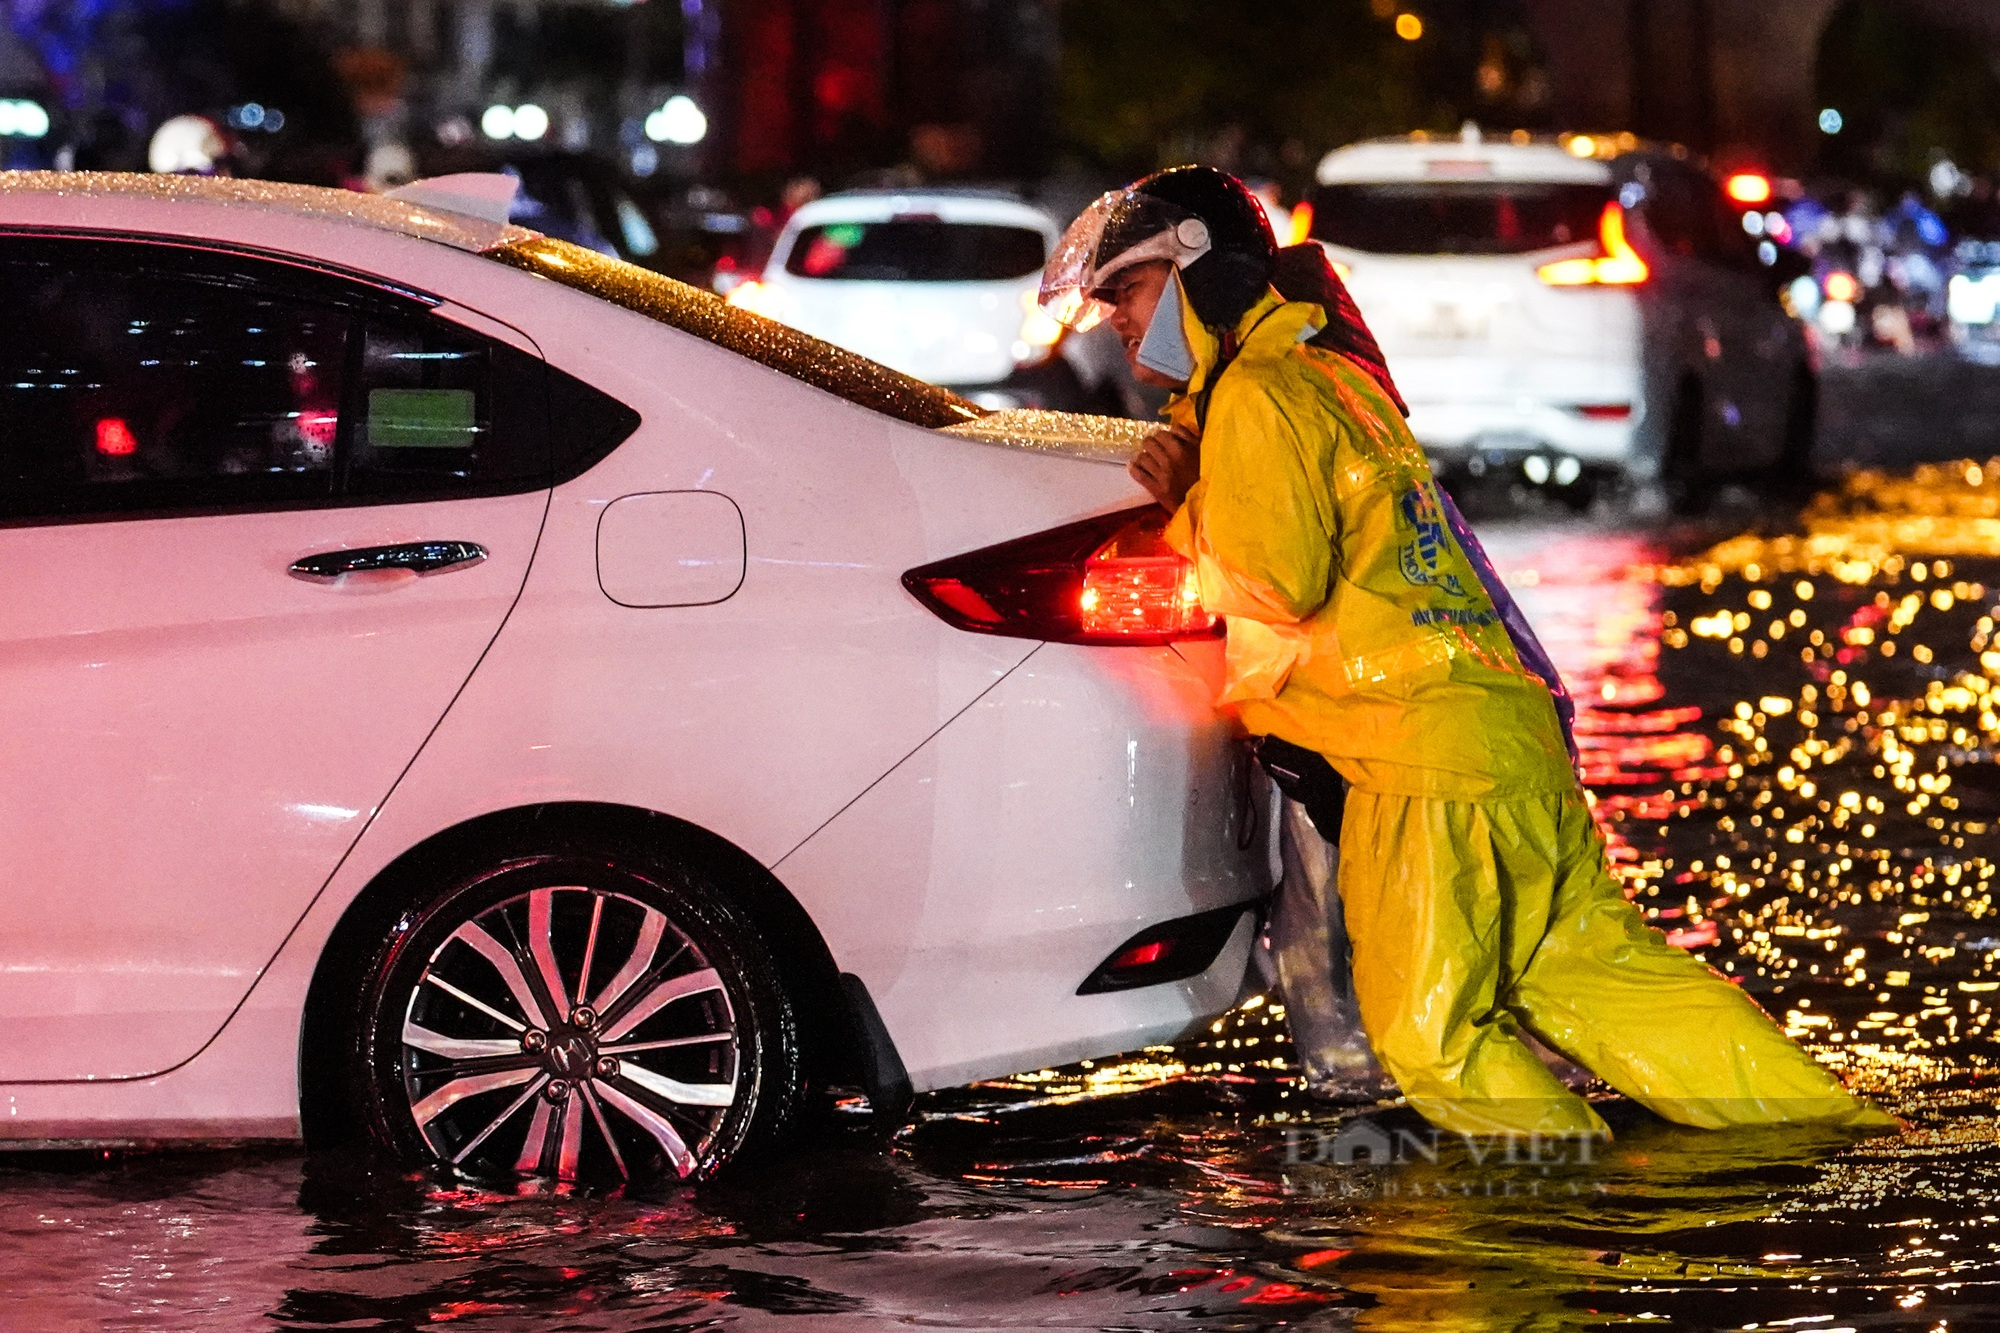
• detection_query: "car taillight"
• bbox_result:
[1285,199,1315,247]
[1537,201,1649,287]
[1013,287,1066,368]
[1724,171,1773,205]
[902,505,1220,646]
[95,417,138,456]
[1080,516,1214,636]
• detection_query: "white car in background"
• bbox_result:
[0,172,1262,1183]
[729,189,1127,413]
[1309,132,1814,509]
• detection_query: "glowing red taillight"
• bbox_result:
[1080,519,1215,637]
[902,505,1219,646]
[1724,171,1773,205]
[1537,201,1649,288]
[95,417,138,456]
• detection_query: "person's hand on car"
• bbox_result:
[1130,423,1200,511]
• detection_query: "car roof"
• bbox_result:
[787,190,1058,233]
[0,170,535,252]
[1316,138,1614,186]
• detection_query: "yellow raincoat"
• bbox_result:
[1163,286,1892,1136]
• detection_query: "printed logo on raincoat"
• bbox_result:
[1396,486,1470,599]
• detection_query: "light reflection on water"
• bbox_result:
[12,469,2000,1329]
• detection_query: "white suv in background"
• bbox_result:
[730,189,1126,413]
[1309,132,1814,509]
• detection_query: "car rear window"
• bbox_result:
[1310,182,1613,256]
[783,220,1046,282]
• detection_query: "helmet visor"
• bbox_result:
[1039,188,1212,331]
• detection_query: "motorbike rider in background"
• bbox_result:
[1041,164,1895,1138]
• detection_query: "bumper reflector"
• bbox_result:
[1077,903,1253,995]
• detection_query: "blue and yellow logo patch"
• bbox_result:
[1397,486,1470,599]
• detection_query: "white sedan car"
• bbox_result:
[1310,133,1814,508]
[729,189,1127,413]
[0,172,1263,1182]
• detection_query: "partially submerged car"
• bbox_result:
[0,172,1263,1182]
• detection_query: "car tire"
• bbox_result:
[346,840,803,1186]
[1770,365,1818,498]
[1661,378,1714,517]
[1556,474,1598,514]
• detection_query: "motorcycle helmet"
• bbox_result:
[1041,164,1277,331]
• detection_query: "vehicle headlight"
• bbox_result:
[1013,288,1065,367]
[725,279,793,324]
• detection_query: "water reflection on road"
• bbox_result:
[12,468,2000,1330]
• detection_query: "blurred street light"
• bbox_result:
[1930,158,1968,198]
[0,99,51,139]
[512,104,549,141]
[1819,107,1844,135]
[481,104,548,142]
[1394,12,1423,41]
[644,95,707,145]
[226,104,286,133]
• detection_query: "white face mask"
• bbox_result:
[1135,268,1197,384]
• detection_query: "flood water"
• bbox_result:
[12,466,2000,1331]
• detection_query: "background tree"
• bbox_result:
[1058,0,1551,195]
[1059,0,1419,184]
[1817,0,2000,187]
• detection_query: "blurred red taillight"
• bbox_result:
[1537,201,1649,288]
[96,417,138,456]
[1724,171,1773,205]
[902,505,1219,646]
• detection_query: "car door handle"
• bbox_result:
[289,540,488,581]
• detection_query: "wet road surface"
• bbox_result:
[14,453,2000,1329]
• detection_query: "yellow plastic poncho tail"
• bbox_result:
[1164,288,1893,1136]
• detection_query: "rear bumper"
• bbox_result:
[1409,400,1642,471]
[1387,334,1646,474]
[772,639,1269,1093]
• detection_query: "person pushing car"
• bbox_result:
[1040,165,1893,1138]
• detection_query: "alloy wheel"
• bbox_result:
[396,884,747,1183]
